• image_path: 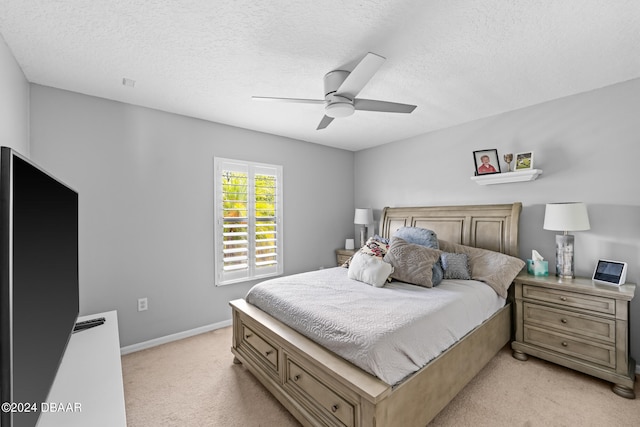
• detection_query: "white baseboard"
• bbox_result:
[120,318,232,355]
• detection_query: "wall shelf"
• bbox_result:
[471,169,542,185]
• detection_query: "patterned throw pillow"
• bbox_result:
[360,237,390,258]
[441,252,471,280]
[342,236,390,267]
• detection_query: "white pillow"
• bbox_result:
[347,251,394,287]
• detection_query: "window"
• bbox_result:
[214,158,283,285]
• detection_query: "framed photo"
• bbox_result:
[473,149,501,175]
[514,151,534,170]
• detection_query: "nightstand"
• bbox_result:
[511,273,636,398]
[335,249,356,266]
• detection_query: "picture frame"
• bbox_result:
[514,151,534,170]
[473,149,501,175]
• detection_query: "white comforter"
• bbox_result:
[245,267,505,385]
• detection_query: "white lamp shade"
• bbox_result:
[543,202,591,232]
[354,208,373,225]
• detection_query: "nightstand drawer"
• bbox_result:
[242,325,279,371]
[524,303,615,343]
[523,324,615,368]
[522,285,615,315]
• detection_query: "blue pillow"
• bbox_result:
[393,227,443,286]
[372,234,389,244]
[430,261,444,286]
[394,227,438,249]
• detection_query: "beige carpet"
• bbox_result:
[122,327,640,426]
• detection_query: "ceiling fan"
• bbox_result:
[252,52,417,130]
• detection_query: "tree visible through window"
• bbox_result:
[214,158,282,285]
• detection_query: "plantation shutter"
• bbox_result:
[215,158,282,285]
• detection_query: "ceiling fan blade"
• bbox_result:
[316,115,334,130]
[252,96,325,105]
[335,52,386,99]
[354,98,417,113]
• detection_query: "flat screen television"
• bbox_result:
[0,147,79,427]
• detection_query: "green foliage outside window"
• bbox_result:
[222,171,277,270]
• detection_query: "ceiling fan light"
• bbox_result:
[325,102,355,118]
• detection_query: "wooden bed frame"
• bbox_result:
[230,203,522,427]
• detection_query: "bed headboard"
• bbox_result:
[380,203,522,257]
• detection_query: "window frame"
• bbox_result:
[214,157,283,286]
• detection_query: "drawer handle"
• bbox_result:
[245,333,253,339]
[331,404,339,413]
[562,341,568,347]
[265,350,273,356]
[560,296,567,301]
[293,374,300,382]
[561,318,568,324]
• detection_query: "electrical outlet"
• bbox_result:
[137,297,148,312]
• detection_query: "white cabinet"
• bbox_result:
[39,310,127,427]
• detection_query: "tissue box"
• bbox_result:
[527,259,548,276]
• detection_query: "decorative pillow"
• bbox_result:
[392,226,444,286]
[372,234,389,244]
[430,259,444,286]
[341,236,390,267]
[438,240,525,298]
[347,251,394,287]
[383,237,442,288]
[393,226,439,249]
[360,236,390,258]
[441,252,471,280]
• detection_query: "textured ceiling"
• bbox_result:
[1,1,639,151]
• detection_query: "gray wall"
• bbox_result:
[29,85,354,347]
[0,34,29,154]
[354,78,640,362]
[6,30,639,362]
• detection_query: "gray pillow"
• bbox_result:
[393,227,444,286]
[441,252,471,280]
[439,240,525,298]
[383,237,442,288]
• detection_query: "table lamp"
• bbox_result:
[543,202,590,279]
[354,208,373,248]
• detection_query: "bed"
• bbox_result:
[230,203,522,427]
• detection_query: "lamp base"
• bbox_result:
[555,234,575,279]
[359,226,367,248]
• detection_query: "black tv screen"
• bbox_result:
[0,147,79,427]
